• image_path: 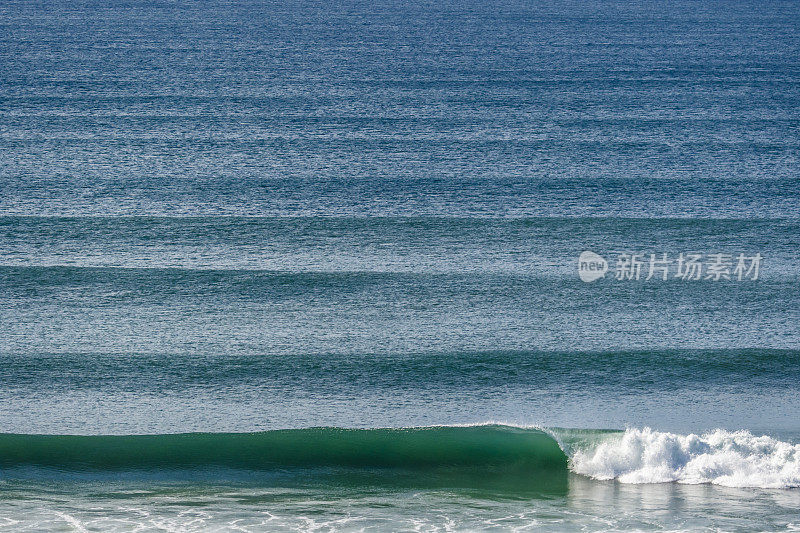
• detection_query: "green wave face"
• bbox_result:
[0,426,567,473]
[0,426,572,495]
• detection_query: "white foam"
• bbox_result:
[569,427,800,488]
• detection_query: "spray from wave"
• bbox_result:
[568,427,800,489]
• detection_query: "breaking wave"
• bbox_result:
[0,425,797,489]
[568,427,800,489]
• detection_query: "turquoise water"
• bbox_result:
[2,0,800,530]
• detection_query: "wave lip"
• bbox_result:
[570,427,800,489]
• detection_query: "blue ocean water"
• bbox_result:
[1,0,799,530]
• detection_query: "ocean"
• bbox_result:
[1,0,799,530]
